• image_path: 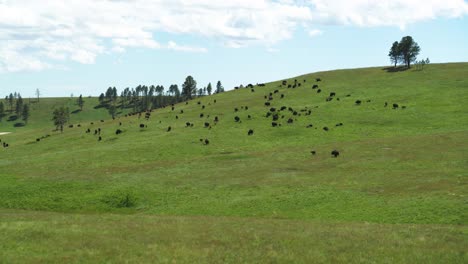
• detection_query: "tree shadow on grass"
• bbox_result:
[14,122,25,127]
[382,66,409,73]
[71,109,81,114]
[94,104,108,109]
[7,115,18,122]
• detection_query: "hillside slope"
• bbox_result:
[0,63,467,262]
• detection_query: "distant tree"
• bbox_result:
[52,106,69,133]
[173,85,181,100]
[35,88,40,102]
[388,41,401,67]
[215,81,224,94]
[77,94,84,111]
[112,87,118,102]
[8,93,14,111]
[398,36,420,68]
[99,93,105,105]
[207,82,212,95]
[198,88,203,97]
[15,94,23,116]
[155,85,164,96]
[182,75,197,99]
[22,104,30,124]
[0,101,4,122]
[105,87,113,101]
[108,104,117,119]
[425,58,430,64]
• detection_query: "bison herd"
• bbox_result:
[11,75,411,160]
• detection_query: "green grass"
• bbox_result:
[0,63,467,262]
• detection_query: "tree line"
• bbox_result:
[50,76,225,131]
[95,76,225,116]
[0,92,30,125]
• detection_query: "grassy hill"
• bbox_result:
[0,63,467,263]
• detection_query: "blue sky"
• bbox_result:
[1,0,467,98]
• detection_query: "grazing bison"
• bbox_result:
[330,92,336,97]
[186,122,191,127]
[280,106,287,111]
[384,102,388,107]
[36,138,41,142]
[331,150,340,158]
[204,139,210,145]
[248,115,252,119]
[336,123,343,127]
[264,102,271,106]
[167,126,172,132]
[100,120,104,122]
[282,80,287,85]
[204,122,210,128]
[180,110,184,114]
[248,129,254,136]
[115,129,123,135]
[214,100,217,103]
[287,118,293,124]
[274,90,279,94]
[311,150,316,155]
[326,97,333,102]
[197,101,201,105]
[393,103,399,109]
[288,84,292,88]
[214,116,219,123]
[245,106,248,110]
[316,78,321,82]
[270,108,276,112]
[251,89,255,92]
[272,122,278,127]
[200,113,204,118]
[69,124,74,128]
[312,84,318,89]
[355,100,362,105]
[171,106,175,111]
[98,136,102,141]
[234,108,239,112]
[202,105,205,109]
[272,114,279,121]
[402,106,407,109]
[280,94,284,99]
[317,89,321,93]
[323,127,329,131]
[176,115,179,119]
[306,124,313,128]
[234,116,240,122]
[140,124,145,128]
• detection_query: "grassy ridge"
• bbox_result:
[0,63,467,262]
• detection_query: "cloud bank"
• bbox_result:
[0,0,467,72]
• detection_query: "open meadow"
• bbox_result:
[0,63,467,263]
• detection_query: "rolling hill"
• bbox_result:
[0,63,467,263]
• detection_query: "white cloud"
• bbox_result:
[308,29,323,37]
[167,41,208,53]
[0,0,467,72]
[309,0,468,28]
